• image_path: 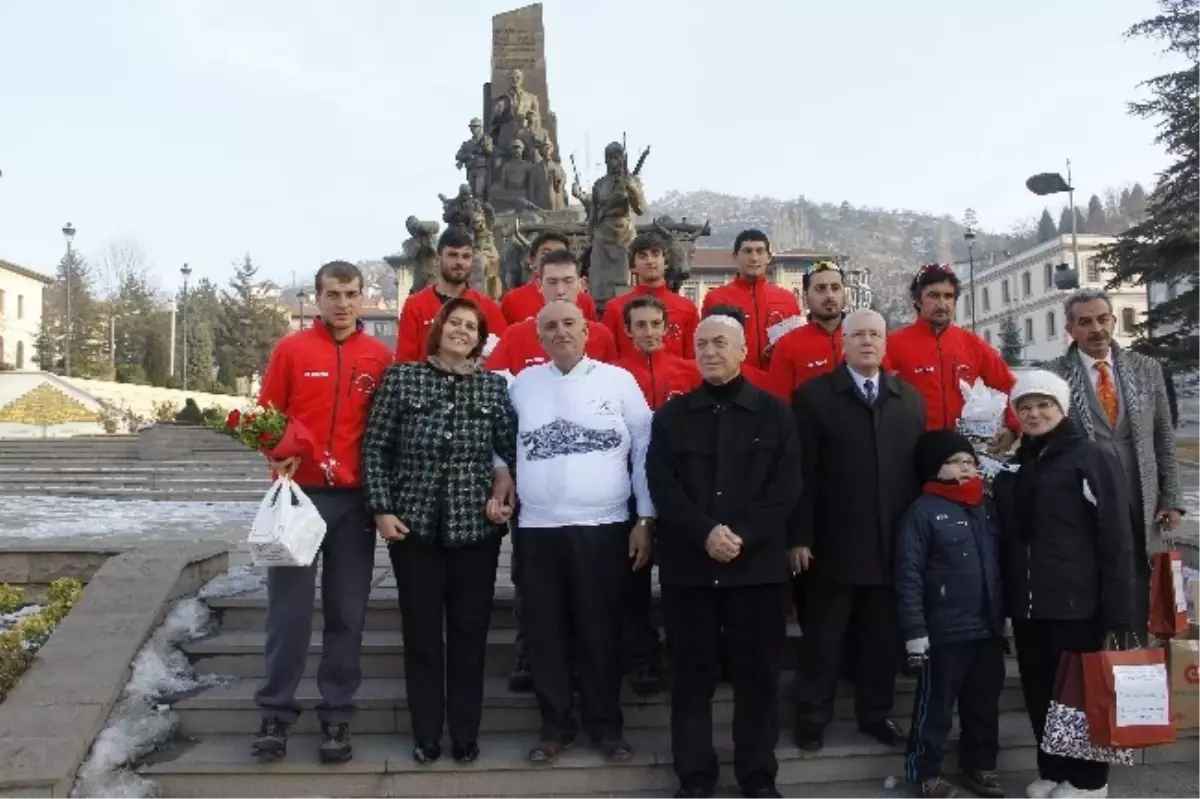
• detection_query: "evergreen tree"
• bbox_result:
[1036,209,1058,243]
[217,255,289,389]
[1126,182,1150,220]
[1098,0,1198,367]
[1057,206,1074,235]
[999,316,1024,366]
[1074,207,1088,234]
[34,250,108,378]
[1087,194,1108,233]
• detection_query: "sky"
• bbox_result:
[0,0,1182,293]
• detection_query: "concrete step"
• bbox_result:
[0,485,265,502]
[138,716,1044,797]
[0,472,264,485]
[172,669,1027,736]
[0,464,263,474]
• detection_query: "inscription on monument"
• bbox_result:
[493,28,539,71]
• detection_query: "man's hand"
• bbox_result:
[485,497,513,525]
[491,467,515,506]
[789,546,813,574]
[1156,508,1184,532]
[987,427,1018,456]
[705,525,742,563]
[374,513,409,542]
[267,455,300,479]
[629,518,653,571]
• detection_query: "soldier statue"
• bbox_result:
[439,184,484,230]
[454,118,493,199]
[586,141,646,301]
[490,69,542,155]
[537,140,568,211]
[400,216,440,295]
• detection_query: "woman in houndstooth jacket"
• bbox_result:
[362,297,517,766]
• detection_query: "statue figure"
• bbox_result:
[517,110,547,163]
[492,140,551,211]
[468,202,503,299]
[454,118,493,199]
[439,184,483,229]
[489,69,542,156]
[652,215,711,293]
[586,141,646,301]
[537,140,567,211]
[569,153,591,215]
[400,216,440,294]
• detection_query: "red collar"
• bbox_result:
[923,477,985,506]
[308,317,362,344]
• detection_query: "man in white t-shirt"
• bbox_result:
[508,299,655,764]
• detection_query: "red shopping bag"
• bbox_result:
[1149,551,1189,638]
[1081,646,1177,748]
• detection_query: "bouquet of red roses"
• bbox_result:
[218,404,318,462]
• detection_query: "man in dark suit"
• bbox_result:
[789,309,926,751]
[647,313,803,799]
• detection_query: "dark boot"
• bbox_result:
[318,722,352,763]
[508,650,533,692]
[960,770,1005,798]
[250,717,288,761]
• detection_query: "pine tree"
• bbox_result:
[1087,194,1108,233]
[999,316,1024,366]
[1057,206,1074,235]
[1036,209,1058,243]
[34,251,108,378]
[1125,182,1150,220]
[217,255,289,389]
[1098,0,1198,367]
[1074,207,1088,234]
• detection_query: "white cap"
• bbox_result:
[1010,369,1071,414]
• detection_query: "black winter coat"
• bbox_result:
[647,379,803,587]
[894,492,1004,645]
[789,366,926,585]
[992,418,1135,629]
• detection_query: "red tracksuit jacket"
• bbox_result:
[484,318,617,375]
[602,285,700,359]
[500,281,598,325]
[700,276,802,370]
[615,349,702,410]
[258,320,392,488]
[886,320,1020,431]
[768,322,844,399]
[395,286,508,363]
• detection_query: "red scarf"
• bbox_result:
[923,476,985,506]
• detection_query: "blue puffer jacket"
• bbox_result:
[894,491,1003,645]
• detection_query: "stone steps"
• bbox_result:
[138,718,1045,798]
[0,484,265,501]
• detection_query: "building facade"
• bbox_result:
[680,247,872,311]
[0,259,53,370]
[955,234,1147,363]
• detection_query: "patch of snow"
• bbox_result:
[72,599,227,798]
[0,497,255,540]
[0,604,43,630]
[198,564,264,599]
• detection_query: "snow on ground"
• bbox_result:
[0,497,255,541]
[0,604,43,629]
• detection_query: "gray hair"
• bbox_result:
[1064,288,1113,323]
[696,314,746,345]
[841,308,886,334]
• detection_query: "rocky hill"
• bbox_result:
[648,190,1037,325]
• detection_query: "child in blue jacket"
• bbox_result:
[895,430,1006,799]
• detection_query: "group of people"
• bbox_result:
[248,227,1184,799]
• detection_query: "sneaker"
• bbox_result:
[1025,779,1059,799]
[319,722,352,763]
[906,777,959,798]
[508,652,533,692]
[1048,784,1107,798]
[961,770,1004,798]
[250,717,288,761]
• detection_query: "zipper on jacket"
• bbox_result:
[751,282,763,365]
[1025,541,1033,618]
[646,352,657,409]
[934,334,948,427]
[326,343,345,483]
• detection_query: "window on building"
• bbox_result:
[1086,259,1101,283]
[1001,280,1011,304]
[16,295,23,319]
[984,330,993,345]
[683,285,699,303]
[1121,307,1137,333]
[0,289,5,315]
[1044,263,1054,289]
[1022,271,1032,297]
[15,341,23,369]
[982,287,991,312]
[1046,310,1057,339]
[1023,317,1034,343]
[372,322,391,338]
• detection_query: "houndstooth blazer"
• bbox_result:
[1048,342,1182,553]
[362,360,517,548]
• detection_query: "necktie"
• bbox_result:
[1094,361,1119,426]
[863,379,876,405]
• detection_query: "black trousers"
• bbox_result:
[1012,617,1109,791]
[625,558,660,668]
[905,637,1006,782]
[388,535,501,746]
[663,583,787,793]
[793,583,900,730]
[517,522,628,742]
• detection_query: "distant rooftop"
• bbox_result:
[0,258,54,284]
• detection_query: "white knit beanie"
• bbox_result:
[1010,369,1071,413]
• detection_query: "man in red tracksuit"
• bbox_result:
[700,229,801,370]
[769,263,848,400]
[702,304,773,394]
[252,261,393,765]
[500,231,599,324]
[395,227,508,362]
[613,294,700,695]
[486,248,617,376]
[602,232,699,358]
[887,264,1020,449]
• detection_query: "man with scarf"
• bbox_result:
[894,430,1005,799]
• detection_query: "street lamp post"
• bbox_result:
[1025,161,1080,277]
[61,224,75,377]
[964,227,977,331]
[180,264,192,392]
[296,289,311,328]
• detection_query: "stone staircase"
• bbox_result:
[0,427,267,502]
[128,544,1152,798]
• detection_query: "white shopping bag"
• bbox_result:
[247,478,328,567]
[957,378,1008,439]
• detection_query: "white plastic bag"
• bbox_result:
[247,478,327,567]
[957,378,1008,439]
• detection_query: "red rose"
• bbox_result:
[257,431,273,446]
[225,409,241,429]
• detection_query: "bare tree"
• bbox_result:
[94,238,156,301]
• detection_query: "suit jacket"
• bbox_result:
[1047,342,1182,554]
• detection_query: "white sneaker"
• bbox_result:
[1049,783,1108,798]
[1026,779,1060,798]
